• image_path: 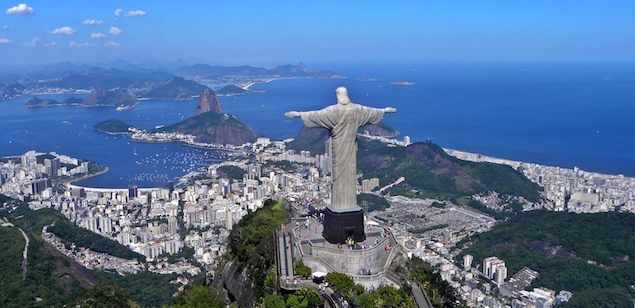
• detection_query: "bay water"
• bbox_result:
[1,61,633,187]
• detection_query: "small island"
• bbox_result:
[24,97,82,108]
[216,84,247,96]
[93,119,134,134]
[359,76,377,82]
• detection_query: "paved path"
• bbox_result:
[411,281,433,308]
[17,227,29,280]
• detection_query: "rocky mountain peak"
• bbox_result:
[194,88,222,116]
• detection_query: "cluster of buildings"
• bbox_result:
[447,149,635,214]
[41,228,143,274]
[128,122,248,151]
[1,150,91,199]
[5,130,633,307]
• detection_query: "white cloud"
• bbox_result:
[44,42,57,47]
[109,27,122,35]
[124,10,146,17]
[104,40,120,47]
[69,41,92,48]
[82,19,104,26]
[52,26,75,35]
[3,25,13,30]
[18,37,38,47]
[114,8,122,16]
[0,38,12,44]
[5,3,33,15]
[90,32,105,39]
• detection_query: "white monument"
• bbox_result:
[286,86,395,243]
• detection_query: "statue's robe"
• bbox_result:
[300,103,385,211]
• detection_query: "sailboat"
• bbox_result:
[134,147,138,156]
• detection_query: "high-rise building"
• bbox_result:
[51,157,60,175]
[128,185,138,199]
[483,256,505,280]
[99,217,113,234]
[168,217,178,235]
[535,298,551,308]
[495,265,507,284]
[463,254,473,270]
[31,179,47,195]
[404,135,411,146]
[71,188,85,198]
[225,207,233,230]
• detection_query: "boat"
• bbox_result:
[134,148,138,156]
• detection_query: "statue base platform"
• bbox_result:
[322,206,365,244]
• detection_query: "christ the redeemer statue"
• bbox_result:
[286,86,395,243]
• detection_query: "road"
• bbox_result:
[17,227,29,280]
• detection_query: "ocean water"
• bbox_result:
[223,61,635,176]
[1,61,634,188]
[0,94,224,188]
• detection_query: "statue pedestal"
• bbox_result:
[322,205,365,244]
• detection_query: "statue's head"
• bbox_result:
[336,86,351,105]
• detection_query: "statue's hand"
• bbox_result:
[384,107,396,113]
[285,111,301,118]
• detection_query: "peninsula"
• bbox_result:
[95,88,257,147]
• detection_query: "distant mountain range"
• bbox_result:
[140,77,208,100]
[2,61,342,101]
[173,62,343,78]
[24,89,136,109]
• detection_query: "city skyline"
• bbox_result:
[1,1,635,65]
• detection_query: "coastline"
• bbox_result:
[67,183,162,192]
[67,166,164,191]
[67,166,109,188]
[443,148,633,180]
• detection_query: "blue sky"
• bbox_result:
[1,1,634,65]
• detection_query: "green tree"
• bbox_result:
[73,283,139,308]
[325,272,364,296]
[168,285,223,308]
[294,261,312,278]
[358,285,414,308]
[286,294,302,308]
[227,199,288,300]
[264,294,285,308]
[264,265,278,295]
[294,287,322,308]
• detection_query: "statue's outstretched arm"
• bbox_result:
[285,111,301,118]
